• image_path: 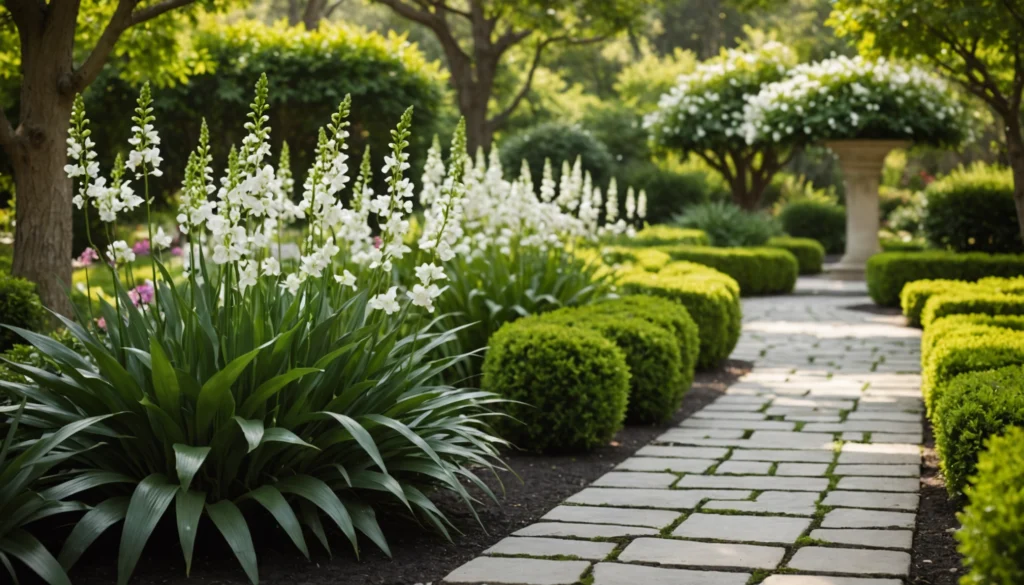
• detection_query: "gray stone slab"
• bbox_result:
[834,464,919,477]
[803,422,921,433]
[680,419,797,431]
[776,463,830,476]
[745,431,836,450]
[635,445,730,459]
[591,562,749,585]
[821,491,919,511]
[677,475,828,492]
[716,461,773,475]
[514,522,658,539]
[541,505,680,528]
[837,477,919,493]
[787,547,910,576]
[821,508,916,529]
[847,411,920,422]
[703,403,766,412]
[443,557,591,584]
[672,513,811,544]
[730,449,834,463]
[773,397,855,409]
[763,576,903,585]
[692,411,768,421]
[703,491,819,516]
[837,452,920,466]
[484,537,614,560]
[872,433,923,444]
[567,488,749,509]
[810,529,913,550]
[594,472,678,489]
[618,538,785,569]
[658,429,745,443]
[616,457,715,473]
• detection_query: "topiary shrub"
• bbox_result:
[921,292,1024,329]
[865,251,1024,307]
[778,199,846,254]
[933,365,1024,497]
[900,279,978,327]
[618,263,741,369]
[482,321,629,452]
[537,309,685,425]
[923,314,1024,358]
[611,225,710,247]
[923,163,1022,253]
[620,163,725,221]
[673,201,782,247]
[921,327,1024,414]
[658,245,799,296]
[767,236,825,275]
[600,246,672,272]
[956,426,1024,583]
[587,295,700,395]
[0,275,47,352]
[499,122,615,188]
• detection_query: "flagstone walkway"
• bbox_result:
[443,283,923,585]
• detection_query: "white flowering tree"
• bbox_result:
[646,42,799,210]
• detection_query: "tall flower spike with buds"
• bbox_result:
[518,159,533,196]
[178,120,216,235]
[625,186,636,220]
[540,158,556,203]
[637,189,648,220]
[605,177,618,223]
[367,106,414,274]
[419,118,468,267]
[420,135,445,207]
[126,83,163,178]
[66,95,99,209]
[343,145,374,265]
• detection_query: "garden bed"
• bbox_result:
[67,362,751,585]
[911,417,965,585]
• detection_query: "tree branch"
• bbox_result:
[434,0,472,20]
[5,0,46,31]
[324,0,346,18]
[375,0,469,62]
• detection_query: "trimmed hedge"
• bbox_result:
[900,279,978,327]
[923,163,1022,253]
[933,364,1024,497]
[767,236,825,275]
[537,309,685,424]
[957,426,1024,583]
[922,314,1024,359]
[921,326,1024,413]
[866,251,1024,307]
[0,275,48,352]
[777,199,846,254]
[618,262,741,369]
[613,225,710,247]
[600,246,672,273]
[483,321,629,452]
[658,245,798,296]
[921,292,1024,329]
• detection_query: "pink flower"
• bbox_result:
[132,239,151,256]
[74,247,99,268]
[128,280,155,306]
[170,246,183,257]
[373,236,383,250]
[95,317,107,331]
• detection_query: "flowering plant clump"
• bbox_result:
[2,75,508,585]
[743,56,970,147]
[644,42,801,209]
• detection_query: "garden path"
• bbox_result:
[442,279,923,585]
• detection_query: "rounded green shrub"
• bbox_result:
[866,251,1024,307]
[612,225,710,248]
[499,122,615,188]
[0,275,47,352]
[538,309,684,425]
[621,163,726,221]
[924,164,1022,253]
[921,292,1024,329]
[900,279,977,327]
[618,263,741,369]
[482,321,629,452]
[673,201,782,247]
[767,236,825,275]
[921,327,1024,414]
[778,199,846,254]
[923,314,1024,359]
[600,247,672,273]
[934,365,1024,497]
[957,426,1024,583]
[658,245,799,296]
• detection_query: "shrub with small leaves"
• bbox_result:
[923,164,1022,253]
[767,236,825,275]
[0,275,47,352]
[659,244,798,296]
[778,199,846,254]
[673,201,782,247]
[866,251,1024,307]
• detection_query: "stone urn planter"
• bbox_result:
[826,139,910,279]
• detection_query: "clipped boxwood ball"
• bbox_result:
[483,321,629,452]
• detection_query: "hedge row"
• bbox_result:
[766,236,825,275]
[619,225,711,247]
[482,295,700,451]
[867,251,1024,307]
[657,245,799,296]
[901,276,1024,327]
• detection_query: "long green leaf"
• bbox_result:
[320,413,387,473]
[231,418,264,453]
[195,343,266,440]
[206,500,259,585]
[173,445,211,492]
[175,490,206,575]
[275,475,357,552]
[246,486,309,559]
[58,497,129,569]
[40,471,135,502]
[117,475,179,585]
[0,529,71,585]
[239,368,321,418]
[150,338,182,417]
[347,501,391,557]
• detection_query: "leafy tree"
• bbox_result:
[0,1,216,315]
[369,0,652,150]
[830,0,1024,240]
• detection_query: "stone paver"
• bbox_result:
[788,547,911,576]
[442,287,927,584]
[619,538,785,569]
[672,513,811,544]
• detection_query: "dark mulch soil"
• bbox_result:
[65,361,751,585]
[910,415,965,585]
[844,303,905,318]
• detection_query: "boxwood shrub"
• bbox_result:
[921,326,1024,413]
[536,309,685,424]
[933,364,1024,497]
[923,163,1023,253]
[618,263,741,369]
[613,225,710,247]
[600,246,672,273]
[0,275,47,352]
[866,251,1024,307]
[777,199,846,254]
[900,279,978,327]
[657,245,798,296]
[767,236,825,275]
[957,426,1024,583]
[482,321,629,452]
[921,292,1024,329]
[922,314,1024,359]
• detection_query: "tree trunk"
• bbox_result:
[302,0,328,30]
[1005,115,1024,243]
[463,96,492,153]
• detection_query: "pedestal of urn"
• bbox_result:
[826,139,910,280]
